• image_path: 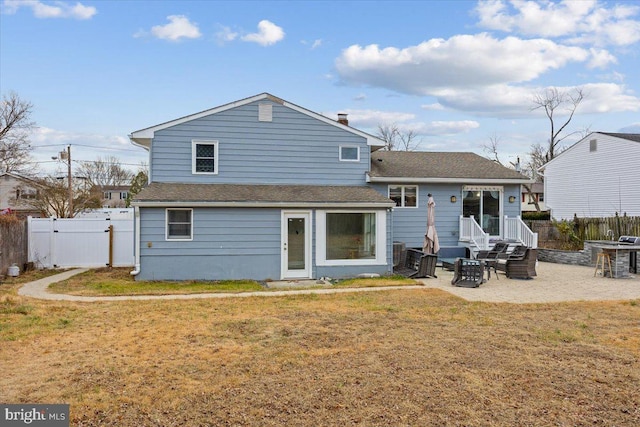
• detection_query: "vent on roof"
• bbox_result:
[590,139,597,152]
[259,103,273,122]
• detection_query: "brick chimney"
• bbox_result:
[337,113,348,126]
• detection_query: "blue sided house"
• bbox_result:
[129,93,535,281]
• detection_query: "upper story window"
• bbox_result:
[120,192,128,200]
[389,186,417,208]
[339,145,360,162]
[103,192,112,200]
[16,188,37,199]
[166,208,193,240]
[192,140,219,174]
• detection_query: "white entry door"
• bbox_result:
[281,211,311,279]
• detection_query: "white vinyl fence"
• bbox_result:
[28,217,134,268]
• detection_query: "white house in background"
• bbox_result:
[0,172,43,217]
[521,183,548,212]
[100,185,129,208]
[539,132,640,220]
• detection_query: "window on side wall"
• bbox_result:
[389,185,417,207]
[339,145,359,162]
[192,140,218,174]
[166,208,193,240]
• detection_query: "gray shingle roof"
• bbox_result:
[599,133,640,143]
[133,183,395,207]
[370,151,529,181]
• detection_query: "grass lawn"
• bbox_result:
[1,272,639,426]
[46,268,418,296]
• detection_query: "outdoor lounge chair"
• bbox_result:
[495,246,537,279]
[394,248,438,278]
[476,241,510,261]
[451,258,484,288]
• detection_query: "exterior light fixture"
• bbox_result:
[450,195,457,203]
[508,196,516,203]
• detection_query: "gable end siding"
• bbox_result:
[150,100,370,186]
[545,134,640,219]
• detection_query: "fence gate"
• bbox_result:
[28,217,134,269]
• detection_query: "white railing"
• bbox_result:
[459,215,489,251]
[504,215,538,248]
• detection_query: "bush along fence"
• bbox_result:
[0,215,28,276]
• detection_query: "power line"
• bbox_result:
[30,143,144,153]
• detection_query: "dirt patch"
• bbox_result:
[1,289,639,426]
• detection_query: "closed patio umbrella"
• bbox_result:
[423,194,440,254]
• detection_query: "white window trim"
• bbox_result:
[388,185,418,208]
[192,140,219,175]
[339,145,360,162]
[316,210,387,266]
[166,208,193,241]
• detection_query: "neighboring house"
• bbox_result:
[129,93,533,281]
[100,185,130,208]
[0,172,43,217]
[540,132,640,220]
[521,183,548,212]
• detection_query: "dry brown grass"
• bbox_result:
[47,268,418,296]
[1,281,639,426]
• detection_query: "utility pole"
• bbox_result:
[66,145,73,217]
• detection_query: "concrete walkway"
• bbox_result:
[16,269,426,302]
[15,262,640,304]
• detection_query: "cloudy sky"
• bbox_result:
[2,0,639,176]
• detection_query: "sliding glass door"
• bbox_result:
[462,187,502,236]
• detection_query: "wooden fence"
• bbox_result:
[574,214,640,240]
[0,217,28,276]
[526,214,640,244]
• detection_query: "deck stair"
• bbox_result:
[459,215,538,258]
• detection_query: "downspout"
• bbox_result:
[130,205,141,276]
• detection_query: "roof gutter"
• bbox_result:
[132,201,396,209]
[367,176,533,184]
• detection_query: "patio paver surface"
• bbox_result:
[15,262,640,303]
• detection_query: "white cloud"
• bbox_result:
[475,0,640,46]
[332,109,415,128]
[335,34,588,95]
[578,83,640,113]
[415,120,480,136]
[311,39,322,49]
[29,128,147,175]
[241,20,285,46]
[619,123,640,133]
[215,25,238,45]
[432,83,640,116]
[322,109,478,136]
[150,15,201,41]
[587,48,617,69]
[3,0,97,19]
[421,103,445,111]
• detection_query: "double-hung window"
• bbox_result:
[166,209,193,240]
[389,186,417,207]
[192,140,218,174]
[339,145,360,162]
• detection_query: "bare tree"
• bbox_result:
[531,87,585,162]
[0,92,35,173]
[482,133,544,211]
[376,123,419,151]
[482,132,504,164]
[77,155,134,187]
[30,176,102,218]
